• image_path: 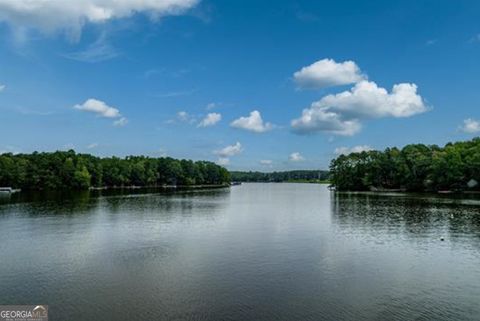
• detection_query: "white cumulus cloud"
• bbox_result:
[0,84,5,91]
[318,81,427,119]
[334,145,373,156]
[74,98,127,126]
[74,98,120,118]
[214,142,242,166]
[294,58,365,89]
[0,0,199,40]
[291,107,362,136]
[460,118,480,133]
[198,113,221,127]
[289,152,304,162]
[292,80,427,136]
[230,110,273,133]
[260,159,272,165]
[215,142,242,158]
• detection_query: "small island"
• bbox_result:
[0,150,230,190]
[329,138,480,193]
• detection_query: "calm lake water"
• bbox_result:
[1,183,480,320]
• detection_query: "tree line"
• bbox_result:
[230,170,330,183]
[330,138,480,192]
[0,150,230,190]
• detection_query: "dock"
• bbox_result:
[0,187,21,194]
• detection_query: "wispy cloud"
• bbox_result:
[289,152,304,162]
[205,102,233,111]
[198,113,221,127]
[215,142,242,158]
[295,9,320,22]
[214,142,242,166]
[153,89,197,98]
[171,68,190,78]
[459,118,480,133]
[16,106,54,116]
[206,102,217,110]
[469,34,480,43]
[177,111,197,124]
[166,111,197,125]
[63,32,119,63]
[87,143,99,149]
[113,117,128,127]
[143,68,163,79]
[143,67,192,79]
[260,159,273,166]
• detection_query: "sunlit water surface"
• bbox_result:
[1,183,480,320]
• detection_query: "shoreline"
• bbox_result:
[332,189,480,195]
[230,181,330,184]
[89,184,231,191]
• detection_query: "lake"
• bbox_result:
[1,183,480,320]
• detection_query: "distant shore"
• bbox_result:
[89,184,231,191]
[229,180,330,184]
[333,189,480,195]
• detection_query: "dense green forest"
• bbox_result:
[0,150,230,190]
[330,138,480,192]
[230,170,330,183]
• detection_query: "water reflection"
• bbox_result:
[0,187,231,217]
[0,187,232,320]
[0,184,479,321]
[332,192,480,246]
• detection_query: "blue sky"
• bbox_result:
[0,0,479,171]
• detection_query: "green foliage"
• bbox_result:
[73,165,92,189]
[230,170,330,182]
[330,138,480,192]
[0,150,230,190]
